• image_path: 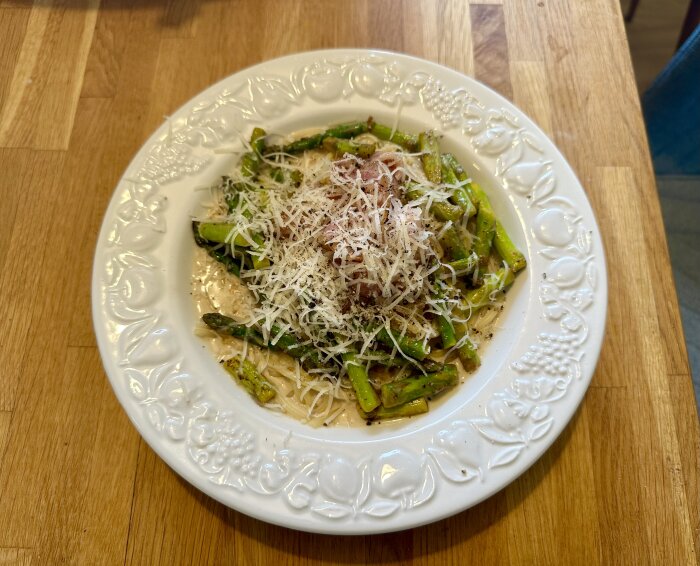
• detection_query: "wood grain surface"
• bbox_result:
[0,1,698,564]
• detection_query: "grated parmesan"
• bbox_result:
[193,132,511,426]
[199,140,460,373]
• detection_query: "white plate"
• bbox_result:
[92,49,607,534]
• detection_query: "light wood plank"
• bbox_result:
[0,94,133,554]
[639,167,692,376]
[0,8,31,114]
[125,442,238,566]
[0,148,66,411]
[0,158,25,275]
[0,1,697,564]
[401,0,475,75]
[0,94,112,409]
[0,412,11,466]
[366,0,405,52]
[503,0,545,62]
[259,0,308,58]
[504,407,601,565]
[0,6,50,143]
[73,378,139,565]
[1,0,36,6]
[593,166,696,564]
[0,0,99,149]
[670,371,700,555]
[413,497,510,565]
[62,100,119,348]
[436,0,475,74]
[402,0,440,63]
[161,0,200,39]
[80,0,133,98]
[587,386,654,563]
[0,348,104,555]
[32,348,114,564]
[471,3,513,100]
[511,61,552,136]
[0,548,34,566]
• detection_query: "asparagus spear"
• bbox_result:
[418,132,442,184]
[192,220,219,248]
[236,127,269,195]
[198,222,268,271]
[367,119,418,151]
[362,350,412,371]
[273,121,370,154]
[240,127,267,178]
[269,167,285,183]
[462,267,515,312]
[453,322,481,371]
[192,221,241,276]
[381,365,458,408]
[249,233,270,269]
[324,121,370,139]
[290,170,303,185]
[197,222,253,247]
[364,351,412,369]
[199,217,269,270]
[358,398,429,421]
[375,327,430,361]
[420,358,447,373]
[441,156,476,218]
[342,353,381,413]
[441,255,478,278]
[240,152,260,178]
[203,313,324,370]
[202,313,267,347]
[268,324,323,369]
[469,182,493,212]
[322,137,376,159]
[437,157,499,267]
[440,225,470,261]
[269,168,303,186]
[223,356,276,403]
[406,185,464,222]
[369,352,445,375]
[494,221,527,272]
[224,190,253,219]
[471,184,496,266]
[207,247,241,276]
[281,133,324,153]
[442,153,478,207]
[250,127,266,155]
[437,314,457,349]
[433,287,457,349]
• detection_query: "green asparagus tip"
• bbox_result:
[223,356,276,404]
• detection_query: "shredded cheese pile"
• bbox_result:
[193,134,515,425]
[201,142,469,369]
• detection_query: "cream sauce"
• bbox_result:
[189,129,500,427]
[191,246,486,426]
[192,247,367,427]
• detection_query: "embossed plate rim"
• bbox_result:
[92,48,607,534]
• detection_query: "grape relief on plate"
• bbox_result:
[99,54,598,520]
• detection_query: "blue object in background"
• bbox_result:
[655,176,700,405]
[642,25,700,175]
[642,24,700,410]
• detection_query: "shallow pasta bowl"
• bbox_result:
[92,49,607,534]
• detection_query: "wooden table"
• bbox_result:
[0,1,698,564]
